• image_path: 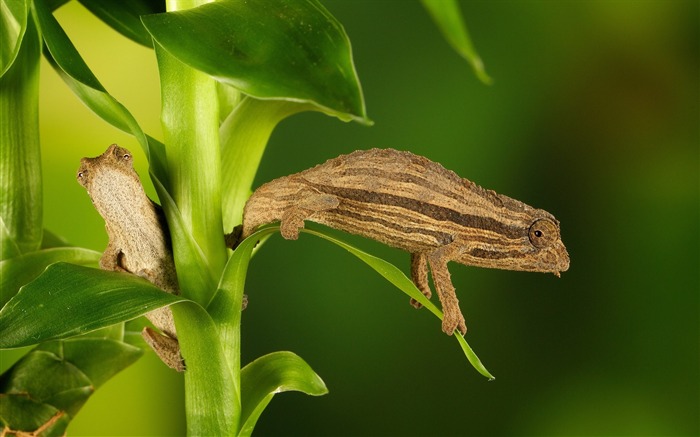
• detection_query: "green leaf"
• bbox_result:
[220,97,305,230]
[301,228,495,380]
[31,0,167,183]
[0,7,41,259]
[170,302,239,435]
[0,336,142,434]
[78,0,164,48]
[421,0,492,84]
[0,0,28,76]
[239,351,328,436]
[151,171,218,301]
[0,263,184,348]
[208,227,280,386]
[0,394,69,436]
[0,247,100,308]
[40,229,72,249]
[141,0,369,123]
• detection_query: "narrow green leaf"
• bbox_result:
[78,0,164,48]
[141,0,370,123]
[239,351,327,436]
[0,0,28,76]
[0,8,41,259]
[220,97,306,230]
[421,0,492,84]
[170,302,239,436]
[208,227,280,387]
[0,247,100,308]
[151,169,218,301]
[0,263,184,348]
[301,228,495,380]
[32,0,208,306]
[31,0,168,183]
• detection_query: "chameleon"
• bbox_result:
[77,144,184,371]
[239,148,570,335]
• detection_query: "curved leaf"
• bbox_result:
[208,227,280,383]
[0,263,184,348]
[421,0,492,84]
[0,0,28,76]
[31,0,166,183]
[301,228,495,380]
[141,0,369,123]
[78,0,164,48]
[0,336,141,434]
[0,247,100,308]
[220,98,307,230]
[0,395,69,436]
[239,351,327,436]
[170,302,239,436]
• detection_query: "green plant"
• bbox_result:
[1,0,492,434]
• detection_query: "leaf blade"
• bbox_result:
[239,351,328,436]
[301,228,495,380]
[421,0,492,84]
[77,0,163,48]
[0,0,28,76]
[142,0,369,123]
[0,263,183,348]
[0,247,100,308]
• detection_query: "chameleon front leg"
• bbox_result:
[410,252,432,309]
[142,326,185,372]
[427,243,467,335]
[279,192,340,240]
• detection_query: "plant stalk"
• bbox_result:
[0,14,42,260]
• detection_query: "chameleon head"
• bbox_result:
[456,212,570,276]
[525,217,570,276]
[77,144,143,215]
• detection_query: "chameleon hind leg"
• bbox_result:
[279,191,340,239]
[410,252,432,309]
[427,243,467,335]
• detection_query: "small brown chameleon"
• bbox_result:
[77,144,183,371]
[239,148,570,335]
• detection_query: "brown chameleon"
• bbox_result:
[77,144,183,371]
[239,148,570,335]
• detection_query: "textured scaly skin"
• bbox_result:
[242,148,570,335]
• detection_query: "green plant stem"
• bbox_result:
[0,14,41,260]
[158,1,226,302]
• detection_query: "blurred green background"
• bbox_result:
[8,0,698,435]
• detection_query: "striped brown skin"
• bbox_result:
[242,149,569,335]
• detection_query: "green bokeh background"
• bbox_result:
[4,0,698,435]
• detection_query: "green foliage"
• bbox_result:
[141,0,369,123]
[239,351,328,436]
[0,331,142,434]
[421,0,491,84]
[0,2,41,259]
[1,0,492,434]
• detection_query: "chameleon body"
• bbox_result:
[242,148,570,335]
[78,144,183,371]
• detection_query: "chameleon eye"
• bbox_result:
[529,219,557,248]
